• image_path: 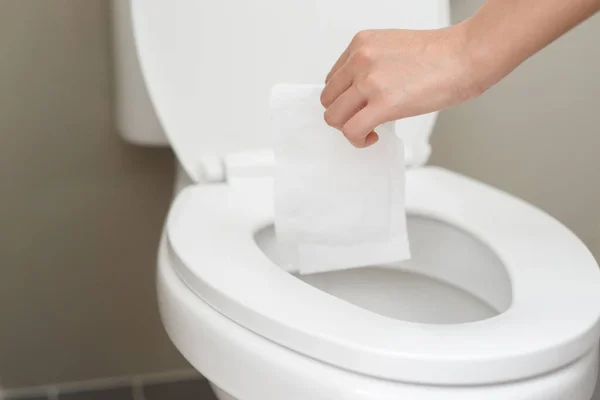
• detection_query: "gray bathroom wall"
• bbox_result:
[0,0,187,389]
[0,0,598,392]
[432,1,600,258]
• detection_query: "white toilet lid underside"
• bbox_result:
[131,0,449,181]
[166,167,600,385]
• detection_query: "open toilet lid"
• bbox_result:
[131,0,450,181]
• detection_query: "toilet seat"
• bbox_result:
[166,166,600,386]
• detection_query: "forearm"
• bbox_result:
[460,0,600,90]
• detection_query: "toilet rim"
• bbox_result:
[165,167,600,386]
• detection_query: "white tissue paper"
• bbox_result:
[271,83,411,275]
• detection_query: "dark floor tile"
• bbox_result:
[5,396,48,400]
[143,378,217,400]
[58,387,133,400]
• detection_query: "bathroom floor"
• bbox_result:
[6,371,600,400]
[5,377,218,400]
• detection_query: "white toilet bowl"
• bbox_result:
[111,0,600,398]
[159,167,600,400]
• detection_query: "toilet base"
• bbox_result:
[158,236,599,400]
[207,374,597,400]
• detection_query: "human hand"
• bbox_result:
[320,26,483,148]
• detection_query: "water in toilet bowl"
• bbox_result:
[255,214,513,325]
[297,267,497,324]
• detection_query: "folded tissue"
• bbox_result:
[271,83,411,275]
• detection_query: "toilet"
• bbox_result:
[112,0,600,399]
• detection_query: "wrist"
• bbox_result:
[452,16,521,97]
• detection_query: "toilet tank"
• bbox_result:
[111,0,168,146]
[117,0,450,175]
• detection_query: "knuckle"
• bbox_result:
[323,109,338,127]
[320,91,329,107]
[361,72,384,93]
[341,125,359,142]
[351,46,374,66]
[353,30,374,45]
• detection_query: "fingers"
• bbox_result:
[322,66,387,148]
[325,48,350,84]
[326,30,373,83]
[323,85,366,129]
[341,103,387,148]
[320,63,353,108]
[322,30,385,148]
[363,131,379,147]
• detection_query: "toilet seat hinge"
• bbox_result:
[199,150,275,183]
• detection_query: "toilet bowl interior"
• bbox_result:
[255,214,513,325]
